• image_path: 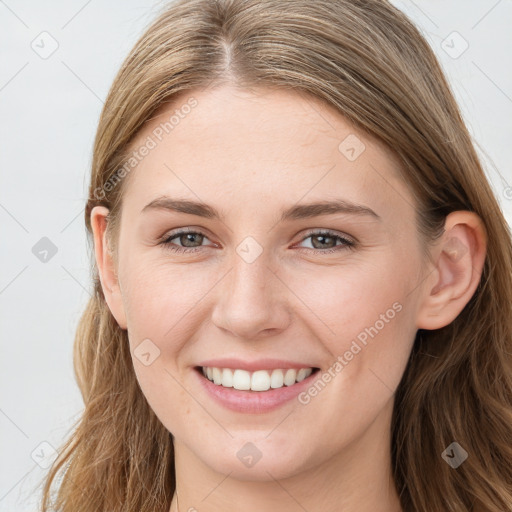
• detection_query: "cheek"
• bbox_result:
[284,255,417,391]
[122,259,213,431]
[282,261,416,451]
[121,257,219,338]
[285,256,408,339]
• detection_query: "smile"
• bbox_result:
[194,358,322,413]
[200,366,318,391]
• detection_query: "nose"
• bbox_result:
[210,252,291,340]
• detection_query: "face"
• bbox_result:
[94,85,432,481]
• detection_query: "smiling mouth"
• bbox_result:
[195,366,321,392]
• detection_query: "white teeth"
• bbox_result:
[270,369,284,388]
[221,368,233,387]
[212,367,222,385]
[296,368,311,382]
[251,370,271,392]
[233,369,251,390]
[283,369,297,386]
[201,366,315,391]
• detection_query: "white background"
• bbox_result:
[1,1,511,510]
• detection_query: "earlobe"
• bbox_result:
[90,206,128,330]
[416,211,487,330]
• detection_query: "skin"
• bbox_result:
[91,85,487,512]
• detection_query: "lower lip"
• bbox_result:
[194,368,321,414]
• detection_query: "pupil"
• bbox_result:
[314,235,333,248]
[183,233,202,247]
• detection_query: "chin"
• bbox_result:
[197,436,315,482]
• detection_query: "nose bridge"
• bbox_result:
[226,233,273,301]
[232,259,264,302]
[211,241,290,338]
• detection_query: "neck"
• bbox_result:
[169,398,402,512]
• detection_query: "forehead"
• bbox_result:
[121,85,413,223]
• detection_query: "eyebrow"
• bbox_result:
[141,196,381,222]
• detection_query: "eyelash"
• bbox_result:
[159,228,356,255]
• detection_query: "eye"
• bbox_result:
[159,228,214,254]
[295,229,356,254]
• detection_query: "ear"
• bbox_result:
[416,211,487,330]
[90,206,127,330]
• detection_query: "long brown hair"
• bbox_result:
[39,1,512,510]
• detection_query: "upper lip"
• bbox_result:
[196,358,319,372]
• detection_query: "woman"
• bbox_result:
[39,0,512,511]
